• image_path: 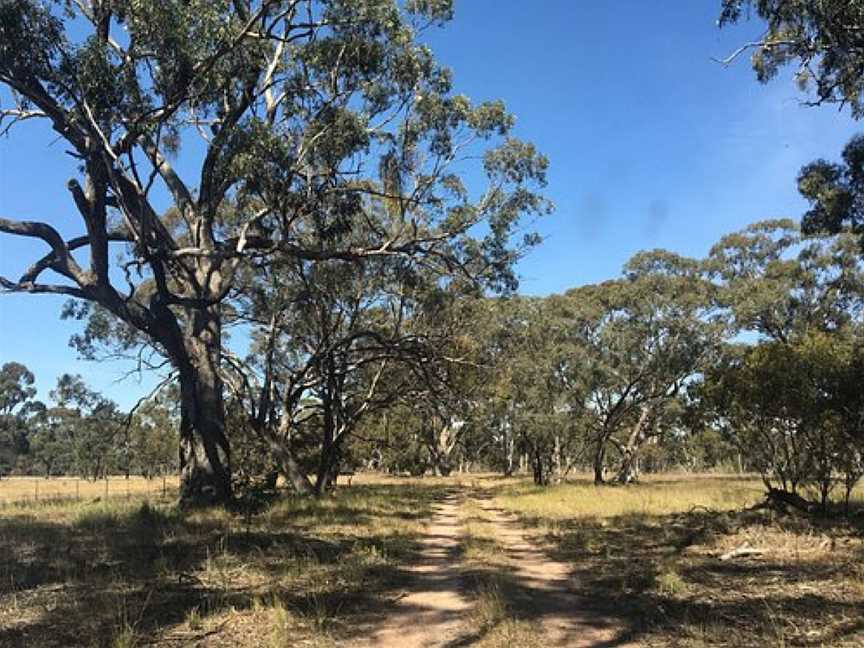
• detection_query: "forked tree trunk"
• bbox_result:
[593,440,606,485]
[269,436,315,496]
[616,448,639,484]
[615,406,656,484]
[259,407,315,497]
[177,307,232,506]
[314,437,343,494]
[427,420,459,476]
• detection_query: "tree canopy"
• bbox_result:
[719,0,864,117]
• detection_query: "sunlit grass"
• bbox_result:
[488,473,864,646]
[0,475,179,507]
[494,473,766,522]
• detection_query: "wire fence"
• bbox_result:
[0,475,179,508]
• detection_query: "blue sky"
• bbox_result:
[0,1,856,408]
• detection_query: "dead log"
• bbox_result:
[765,488,819,514]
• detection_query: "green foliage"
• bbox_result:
[698,221,864,508]
[799,134,864,249]
[719,0,864,118]
[0,362,40,476]
[698,332,864,508]
[0,1,551,504]
[128,396,179,478]
[0,365,180,480]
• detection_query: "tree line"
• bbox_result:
[359,221,862,516]
[0,364,177,480]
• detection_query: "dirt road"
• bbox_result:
[347,485,632,647]
[348,490,473,647]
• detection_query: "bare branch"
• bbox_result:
[0,216,88,284]
[0,275,86,298]
[712,39,798,66]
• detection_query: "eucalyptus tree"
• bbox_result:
[561,250,721,484]
[698,330,864,512]
[717,2,864,250]
[0,0,549,504]
[707,220,864,341]
[0,362,39,477]
[403,292,496,476]
[461,297,525,476]
[128,394,179,478]
[481,295,580,485]
[224,230,493,492]
[797,135,864,250]
[227,253,435,495]
[52,374,120,479]
[718,0,864,118]
[24,373,117,478]
[702,222,864,508]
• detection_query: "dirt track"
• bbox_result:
[348,487,632,648]
[348,490,471,647]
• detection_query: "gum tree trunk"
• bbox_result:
[427,419,461,477]
[177,306,232,506]
[593,440,607,485]
[615,406,654,485]
[503,428,516,477]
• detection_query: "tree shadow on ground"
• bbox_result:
[478,491,864,646]
[0,482,445,647]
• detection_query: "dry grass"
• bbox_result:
[0,475,439,647]
[491,474,864,647]
[0,476,179,507]
[494,472,766,522]
[4,472,862,647]
[460,499,507,566]
[466,580,546,648]
[457,496,549,646]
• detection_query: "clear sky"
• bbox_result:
[0,1,856,409]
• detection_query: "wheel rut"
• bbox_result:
[347,487,633,647]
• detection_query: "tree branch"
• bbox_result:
[0,216,88,284]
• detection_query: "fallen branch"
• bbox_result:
[719,542,764,561]
[765,488,820,514]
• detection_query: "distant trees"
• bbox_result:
[128,395,179,479]
[467,296,566,485]
[0,362,39,477]
[564,251,722,484]
[461,251,722,486]
[0,366,178,478]
[368,220,858,513]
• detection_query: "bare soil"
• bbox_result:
[470,495,634,647]
[348,487,632,647]
[348,490,472,647]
